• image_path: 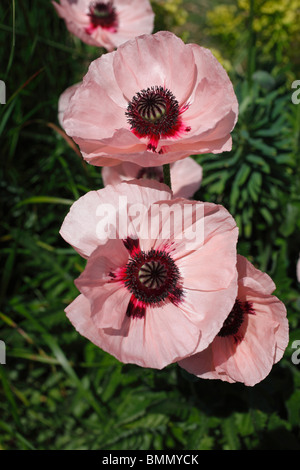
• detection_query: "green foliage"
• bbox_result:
[151,0,188,38]
[206,0,300,78]
[0,0,300,451]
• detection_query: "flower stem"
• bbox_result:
[163,163,172,190]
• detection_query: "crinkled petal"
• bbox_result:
[183,45,238,137]
[63,79,127,141]
[101,157,202,199]
[214,311,278,386]
[177,229,238,291]
[65,295,202,369]
[179,276,238,352]
[170,158,202,198]
[60,180,171,258]
[100,301,202,369]
[58,83,80,128]
[236,254,276,294]
[113,31,197,105]
[180,266,289,386]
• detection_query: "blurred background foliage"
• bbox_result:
[0,0,300,450]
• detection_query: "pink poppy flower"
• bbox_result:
[58,83,80,128]
[52,0,154,52]
[60,180,239,369]
[101,157,203,199]
[62,31,239,167]
[297,254,300,282]
[179,255,289,386]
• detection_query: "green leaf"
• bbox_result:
[260,206,273,225]
[235,412,254,437]
[246,154,270,173]
[247,136,277,157]
[235,163,251,186]
[15,196,74,207]
[247,171,262,202]
[221,416,241,450]
[279,203,299,237]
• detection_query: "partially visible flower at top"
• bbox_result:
[59,180,239,369]
[62,31,239,168]
[297,254,300,282]
[52,0,154,52]
[102,157,203,199]
[179,255,289,386]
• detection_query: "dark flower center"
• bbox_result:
[136,92,168,123]
[88,1,118,29]
[136,166,164,183]
[218,299,255,342]
[126,86,190,152]
[138,260,167,289]
[124,248,182,304]
[118,238,183,318]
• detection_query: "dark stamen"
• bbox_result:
[136,166,164,183]
[122,239,183,315]
[218,299,255,342]
[126,86,189,151]
[88,1,118,30]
